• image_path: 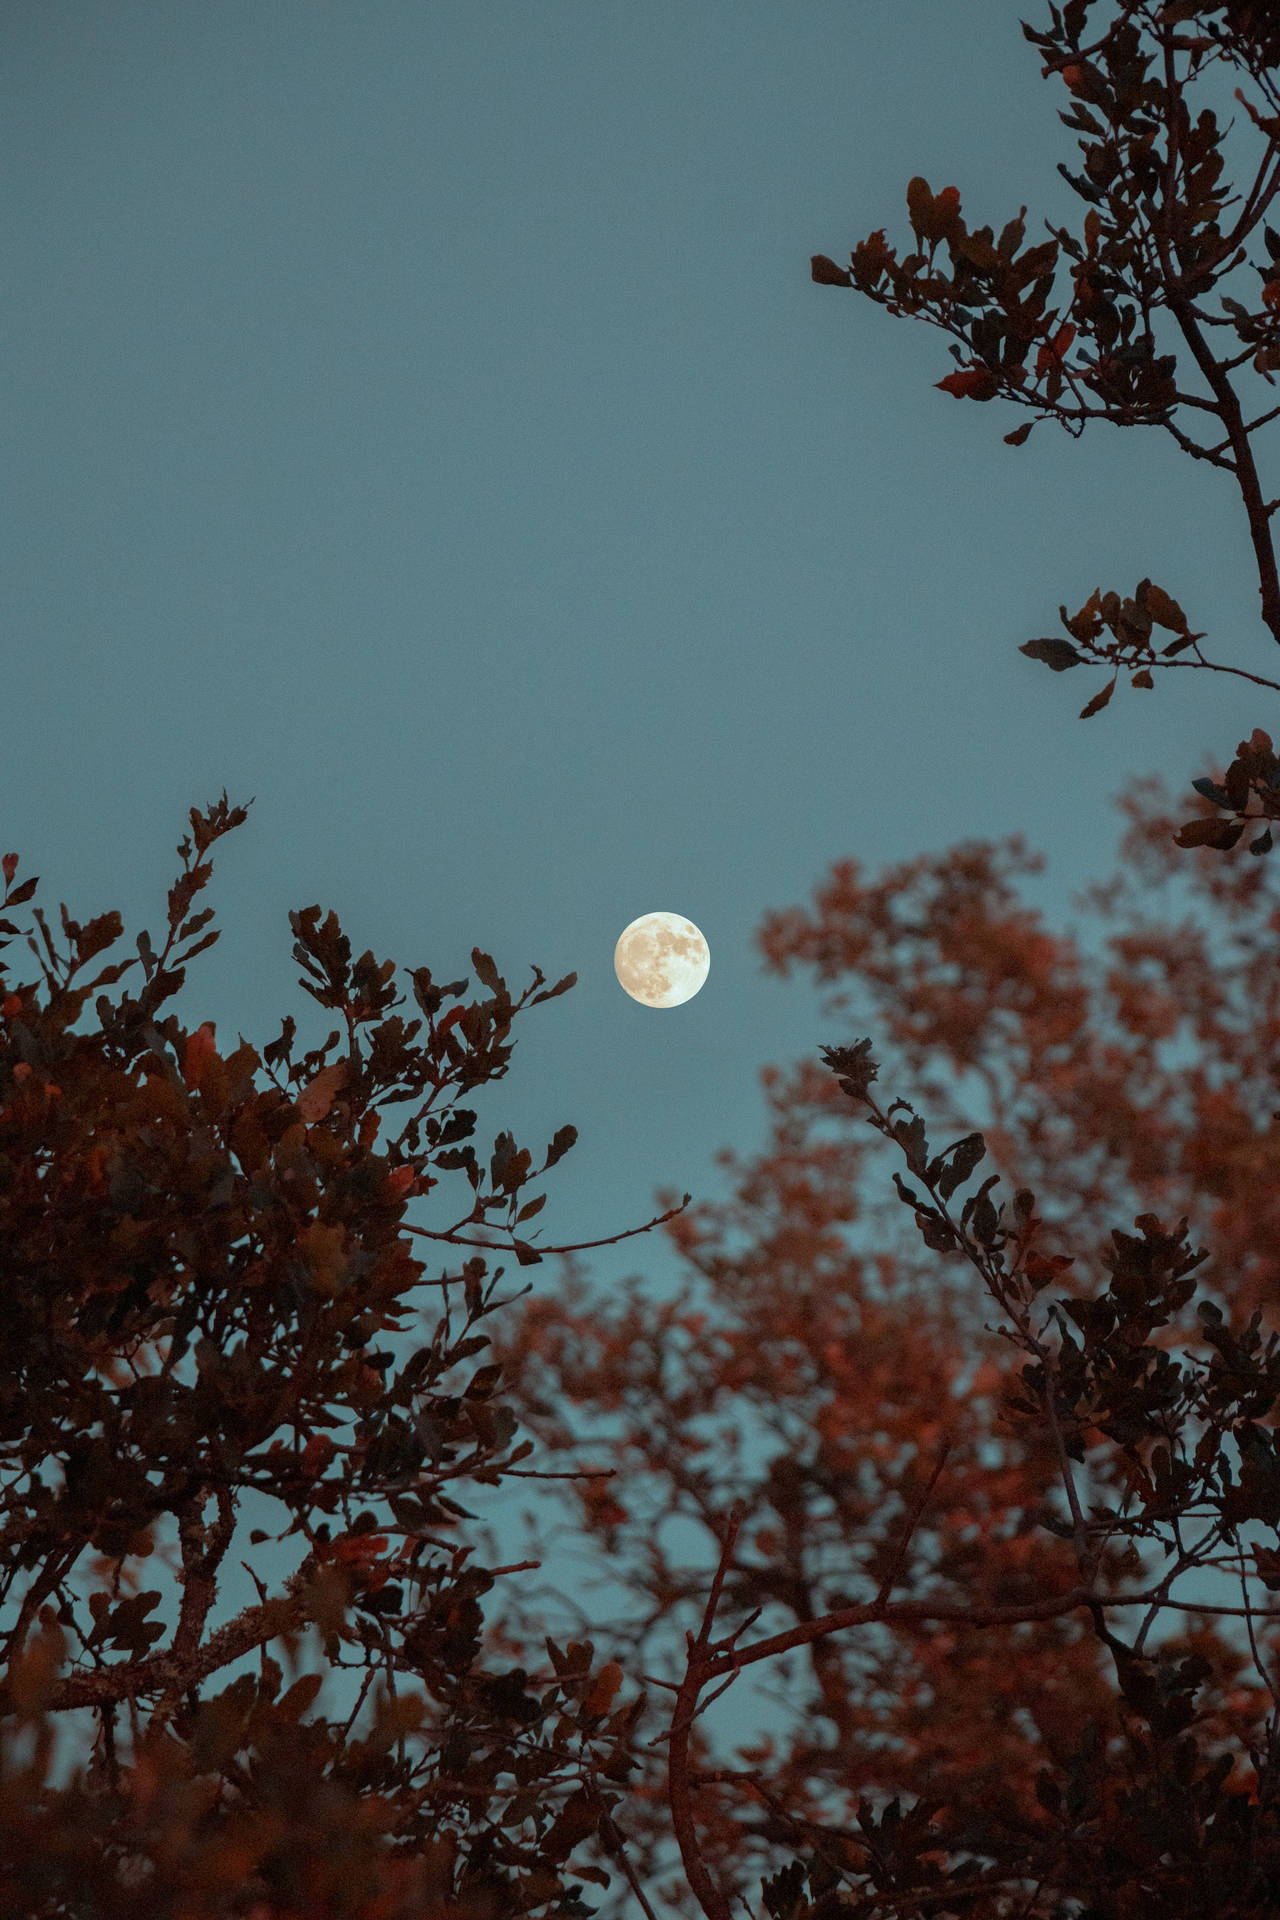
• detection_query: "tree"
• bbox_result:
[474,4,1280,1914]
[489,774,1280,1917]
[0,793,682,1918]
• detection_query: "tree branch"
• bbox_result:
[665,1502,746,1920]
[1156,23,1280,644]
[404,1192,691,1259]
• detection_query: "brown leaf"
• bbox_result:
[810,253,852,286]
[1173,816,1246,849]
[297,1059,349,1123]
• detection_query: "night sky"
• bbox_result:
[6,1,1276,1791]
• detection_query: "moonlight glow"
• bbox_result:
[613,912,710,1008]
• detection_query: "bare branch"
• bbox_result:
[404,1191,692,1258]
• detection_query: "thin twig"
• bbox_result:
[404,1192,691,1257]
[874,1436,955,1607]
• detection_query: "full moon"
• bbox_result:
[613,912,710,1008]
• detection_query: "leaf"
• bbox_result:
[472,948,501,993]
[1191,777,1231,808]
[177,907,216,943]
[906,174,933,238]
[811,253,852,286]
[919,1213,959,1253]
[5,876,38,906]
[531,970,577,1005]
[936,365,1000,400]
[1250,827,1273,855]
[297,1059,349,1123]
[490,1130,531,1194]
[894,1112,929,1174]
[177,929,220,966]
[762,1862,808,1920]
[1020,637,1086,671]
[998,212,1027,257]
[1057,161,1105,204]
[583,1661,623,1717]
[1130,668,1154,689]
[1136,579,1188,633]
[892,1172,924,1211]
[465,1363,503,1400]
[933,1132,986,1201]
[1079,678,1116,719]
[1225,757,1252,811]
[184,1023,219,1084]
[277,1672,325,1722]
[1004,420,1035,446]
[543,1123,578,1170]
[1173,816,1246,849]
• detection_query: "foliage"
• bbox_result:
[0,794,680,1918]
[814,0,1280,847]
[496,3,1280,1914]
[489,774,1280,1915]
[12,4,1280,1918]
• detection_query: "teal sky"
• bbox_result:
[7,1,1278,1803]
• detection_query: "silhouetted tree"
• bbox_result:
[0,794,681,1917]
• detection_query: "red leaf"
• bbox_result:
[936,366,1000,401]
[184,1023,219,1084]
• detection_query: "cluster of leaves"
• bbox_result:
[813,1,1280,442]
[1020,573,1203,714]
[0,795,677,1919]
[813,0,1280,852]
[1175,723,1280,849]
[1019,582,1280,852]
